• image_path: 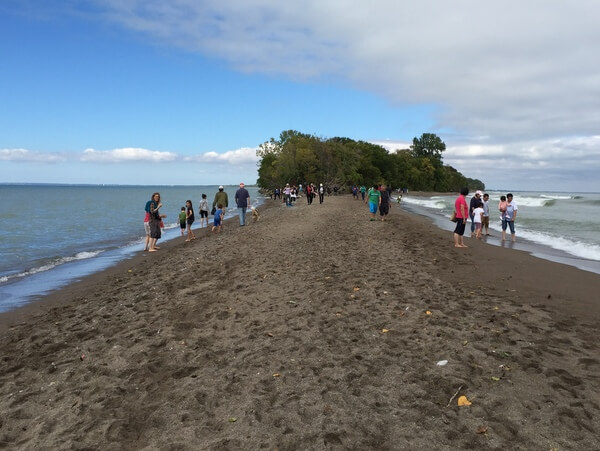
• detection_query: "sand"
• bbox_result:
[1,196,599,450]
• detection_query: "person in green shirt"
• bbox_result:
[367,184,381,221]
[360,185,367,201]
[178,207,187,236]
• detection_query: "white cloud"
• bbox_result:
[80,147,177,162]
[184,147,259,165]
[95,0,600,143]
[0,148,65,163]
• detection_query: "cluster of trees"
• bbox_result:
[256,130,484,192]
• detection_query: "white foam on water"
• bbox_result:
[0,250,104,284]
[512,196,553,208]
[512,228,600,261]
[540,194,572,200]
[400,196,448,210]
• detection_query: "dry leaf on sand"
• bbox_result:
[457,395,472,406]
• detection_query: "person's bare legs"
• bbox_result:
[454,233,467,247]
[144,234,150,251]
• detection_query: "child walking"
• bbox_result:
[212,203,224,232]
[185,200,196,241]
[178,207,187,236]
[199,193,209,228]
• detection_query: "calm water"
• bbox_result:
[400,191,600,271]
[0,184,264,312]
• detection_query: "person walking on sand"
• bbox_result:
[318,183,325,204]
[147,192,166,252]
[453,187,469,248]
[360,184,366,202]
[283,183,292,206]
[235,182,251,226]
[305,183,313,204]
[469,190,483,237]
[379,184,391,221]
[502,193,518,242]
[185,200,196,241]
[212,204,224,232]
[178,207,187,236]
[199,194,209,228]
[482,193,491,236]
[367,184,381,221]
[212,185,229,212]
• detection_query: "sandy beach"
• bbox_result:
[1,195,599,450]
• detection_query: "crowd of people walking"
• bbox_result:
[143,183,253,251]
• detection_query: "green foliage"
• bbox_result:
[255,131,485,192]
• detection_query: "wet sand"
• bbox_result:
[1,195,599,450]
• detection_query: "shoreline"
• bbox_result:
[400,193,600,275]
[0,197,268,313]
[1,196,599,449]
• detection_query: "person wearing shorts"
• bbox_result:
[453,187,469,248]
[199,193,209,228]
[482,193,490,235]
[367,184,381,221]
[179,207,187,236]
[212,204,224,232]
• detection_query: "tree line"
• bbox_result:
[256,130,485,192]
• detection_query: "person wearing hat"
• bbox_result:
[235,182,251,226]
[469,190,484,237]
[212,185,229,217]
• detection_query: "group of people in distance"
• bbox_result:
[272,183,326,206]
[453,189,518,248]
[143,183,252,252]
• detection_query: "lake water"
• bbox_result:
[0,184,264,312]
[398,190,600,274]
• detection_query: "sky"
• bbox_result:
[1,0,599,192]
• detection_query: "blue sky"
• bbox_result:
[2,1,600,191]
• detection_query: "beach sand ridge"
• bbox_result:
[1,196,599,450]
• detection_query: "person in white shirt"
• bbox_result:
[501,193,518,242]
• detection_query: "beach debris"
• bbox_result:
[446,385,463,407]
[80,353,86,361]
[491,376,501,381]
[266,332,274,337]
[383,291,388,294]
[457,395,472,406]
[547,294,552,299]
[228,417,237,423]
[463,340,469,346]
[436,360,448,366]
[272,373,281,377]
[381,329,390,333]
[353,287,360,291]
[476,425,488,434]
[425,310,432,315]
